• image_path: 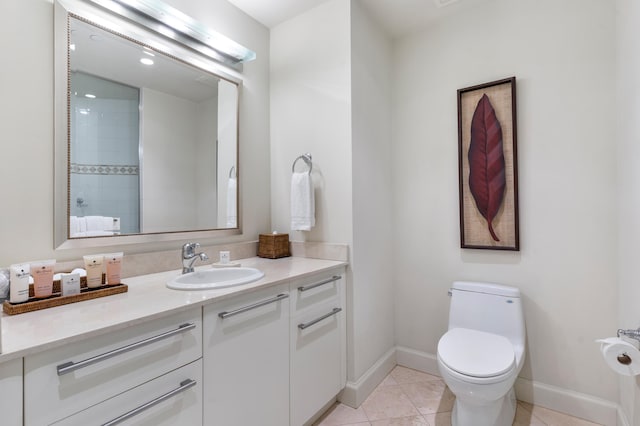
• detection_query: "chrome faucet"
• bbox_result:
[181,242,209,274]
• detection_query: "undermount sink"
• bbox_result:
[167,267,265,290]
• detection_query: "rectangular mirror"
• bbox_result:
[55,0,250,249]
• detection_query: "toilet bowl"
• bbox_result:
[437,282,525,426]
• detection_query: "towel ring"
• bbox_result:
[229,166,236,178]
[292,153,312,174]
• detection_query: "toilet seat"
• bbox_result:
[438,328,515,379]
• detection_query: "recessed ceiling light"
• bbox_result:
[140,58,154,65]
[70,43,76,51]
[89,34,102,41]
[85,93,96,99]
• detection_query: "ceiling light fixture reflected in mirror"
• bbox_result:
[139,57,154,65]
[84,0,256,67]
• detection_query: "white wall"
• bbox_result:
[350,0,395,382]
[216,81,238,228]
[393,0,618,403]
[0,0,270,264]
[270,0,352,243]
[141,88,199,232]
[616,0,640,422]
[196,95,218,229]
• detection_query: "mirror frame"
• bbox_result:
[54,0,244,249]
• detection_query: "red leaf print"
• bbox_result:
[468,94,506,242]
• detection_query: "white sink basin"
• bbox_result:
[167,267,265,290]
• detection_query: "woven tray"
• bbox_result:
[2,275,128,315]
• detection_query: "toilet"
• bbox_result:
[437,281,526,426]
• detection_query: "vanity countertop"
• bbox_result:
[0,256,346,363]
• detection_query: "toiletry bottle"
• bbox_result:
[84,255,104,288]
[61,273,81,296]
[105,253,123,285]
[9,263,30,303]
[31,260,56,298]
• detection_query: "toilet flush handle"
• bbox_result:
[447,290,452,297]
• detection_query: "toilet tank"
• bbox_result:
[448,281,525,346]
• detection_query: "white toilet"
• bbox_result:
[437,281,526,426]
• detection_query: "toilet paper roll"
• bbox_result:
[597,337,640,376]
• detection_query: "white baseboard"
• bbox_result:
[618,406,631,426]
[396,345,440,376]
[515,377,618,426]
[394,346,619,426]
[339,347,396,408]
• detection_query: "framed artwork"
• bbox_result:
[458,77,519,250]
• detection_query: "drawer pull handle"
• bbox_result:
[298,275,342,292]
[298,308,342,330]
[56,322,196,376]
[219,293,289,319]
[101,378,197,426]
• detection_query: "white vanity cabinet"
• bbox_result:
[203,284,290,426]
[290,269,346,426]
[0,357,23,426]
[24,308,202,426]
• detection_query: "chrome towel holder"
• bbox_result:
[618,328,640,342]
[292,153,312,174]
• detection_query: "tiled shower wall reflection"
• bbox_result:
[70,73,140,234]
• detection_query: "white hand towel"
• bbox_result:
[291,172,315,231]
[78,216,87,233]
[70,216,79,236]
[101,216,114,231]
[226,177,237,227]
[85,216,104,231]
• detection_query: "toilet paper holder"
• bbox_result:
[618,328,640,342]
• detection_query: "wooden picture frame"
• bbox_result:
[458,77,519,250]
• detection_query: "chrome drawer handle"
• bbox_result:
[218,293,289,319]
[297,275,341,292]
[298,308,342,330]
[56,322,196,376]
[101,379,197,426]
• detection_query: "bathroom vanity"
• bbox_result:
[0,256,347,426]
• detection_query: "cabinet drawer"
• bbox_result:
[52,359,202,426]
[291,299,346,426]
[290,270,344,315]
[25,309,202,426]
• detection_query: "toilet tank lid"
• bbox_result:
[451,281,521,298]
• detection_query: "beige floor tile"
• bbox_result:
[390,366,442,385]
[362,385,421,421]
[423,411,452,426]
[314,402,369,426]
[514,402,546,425]
[370,415,429,426]
[525,405,602,426]
[379,373,399,387]
[400,381,455,415]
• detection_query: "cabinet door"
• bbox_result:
[0,357,23,426]
[203,284,290,426]
[52,359,202,426]
[291,298,345,426]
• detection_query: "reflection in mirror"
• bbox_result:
[57,4,245,245]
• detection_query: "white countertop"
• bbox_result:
[0,256,346,363]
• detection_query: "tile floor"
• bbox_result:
[314,366,602,426]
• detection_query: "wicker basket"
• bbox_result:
[258,233,291,259]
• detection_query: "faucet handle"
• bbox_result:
[182,242,200,257]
